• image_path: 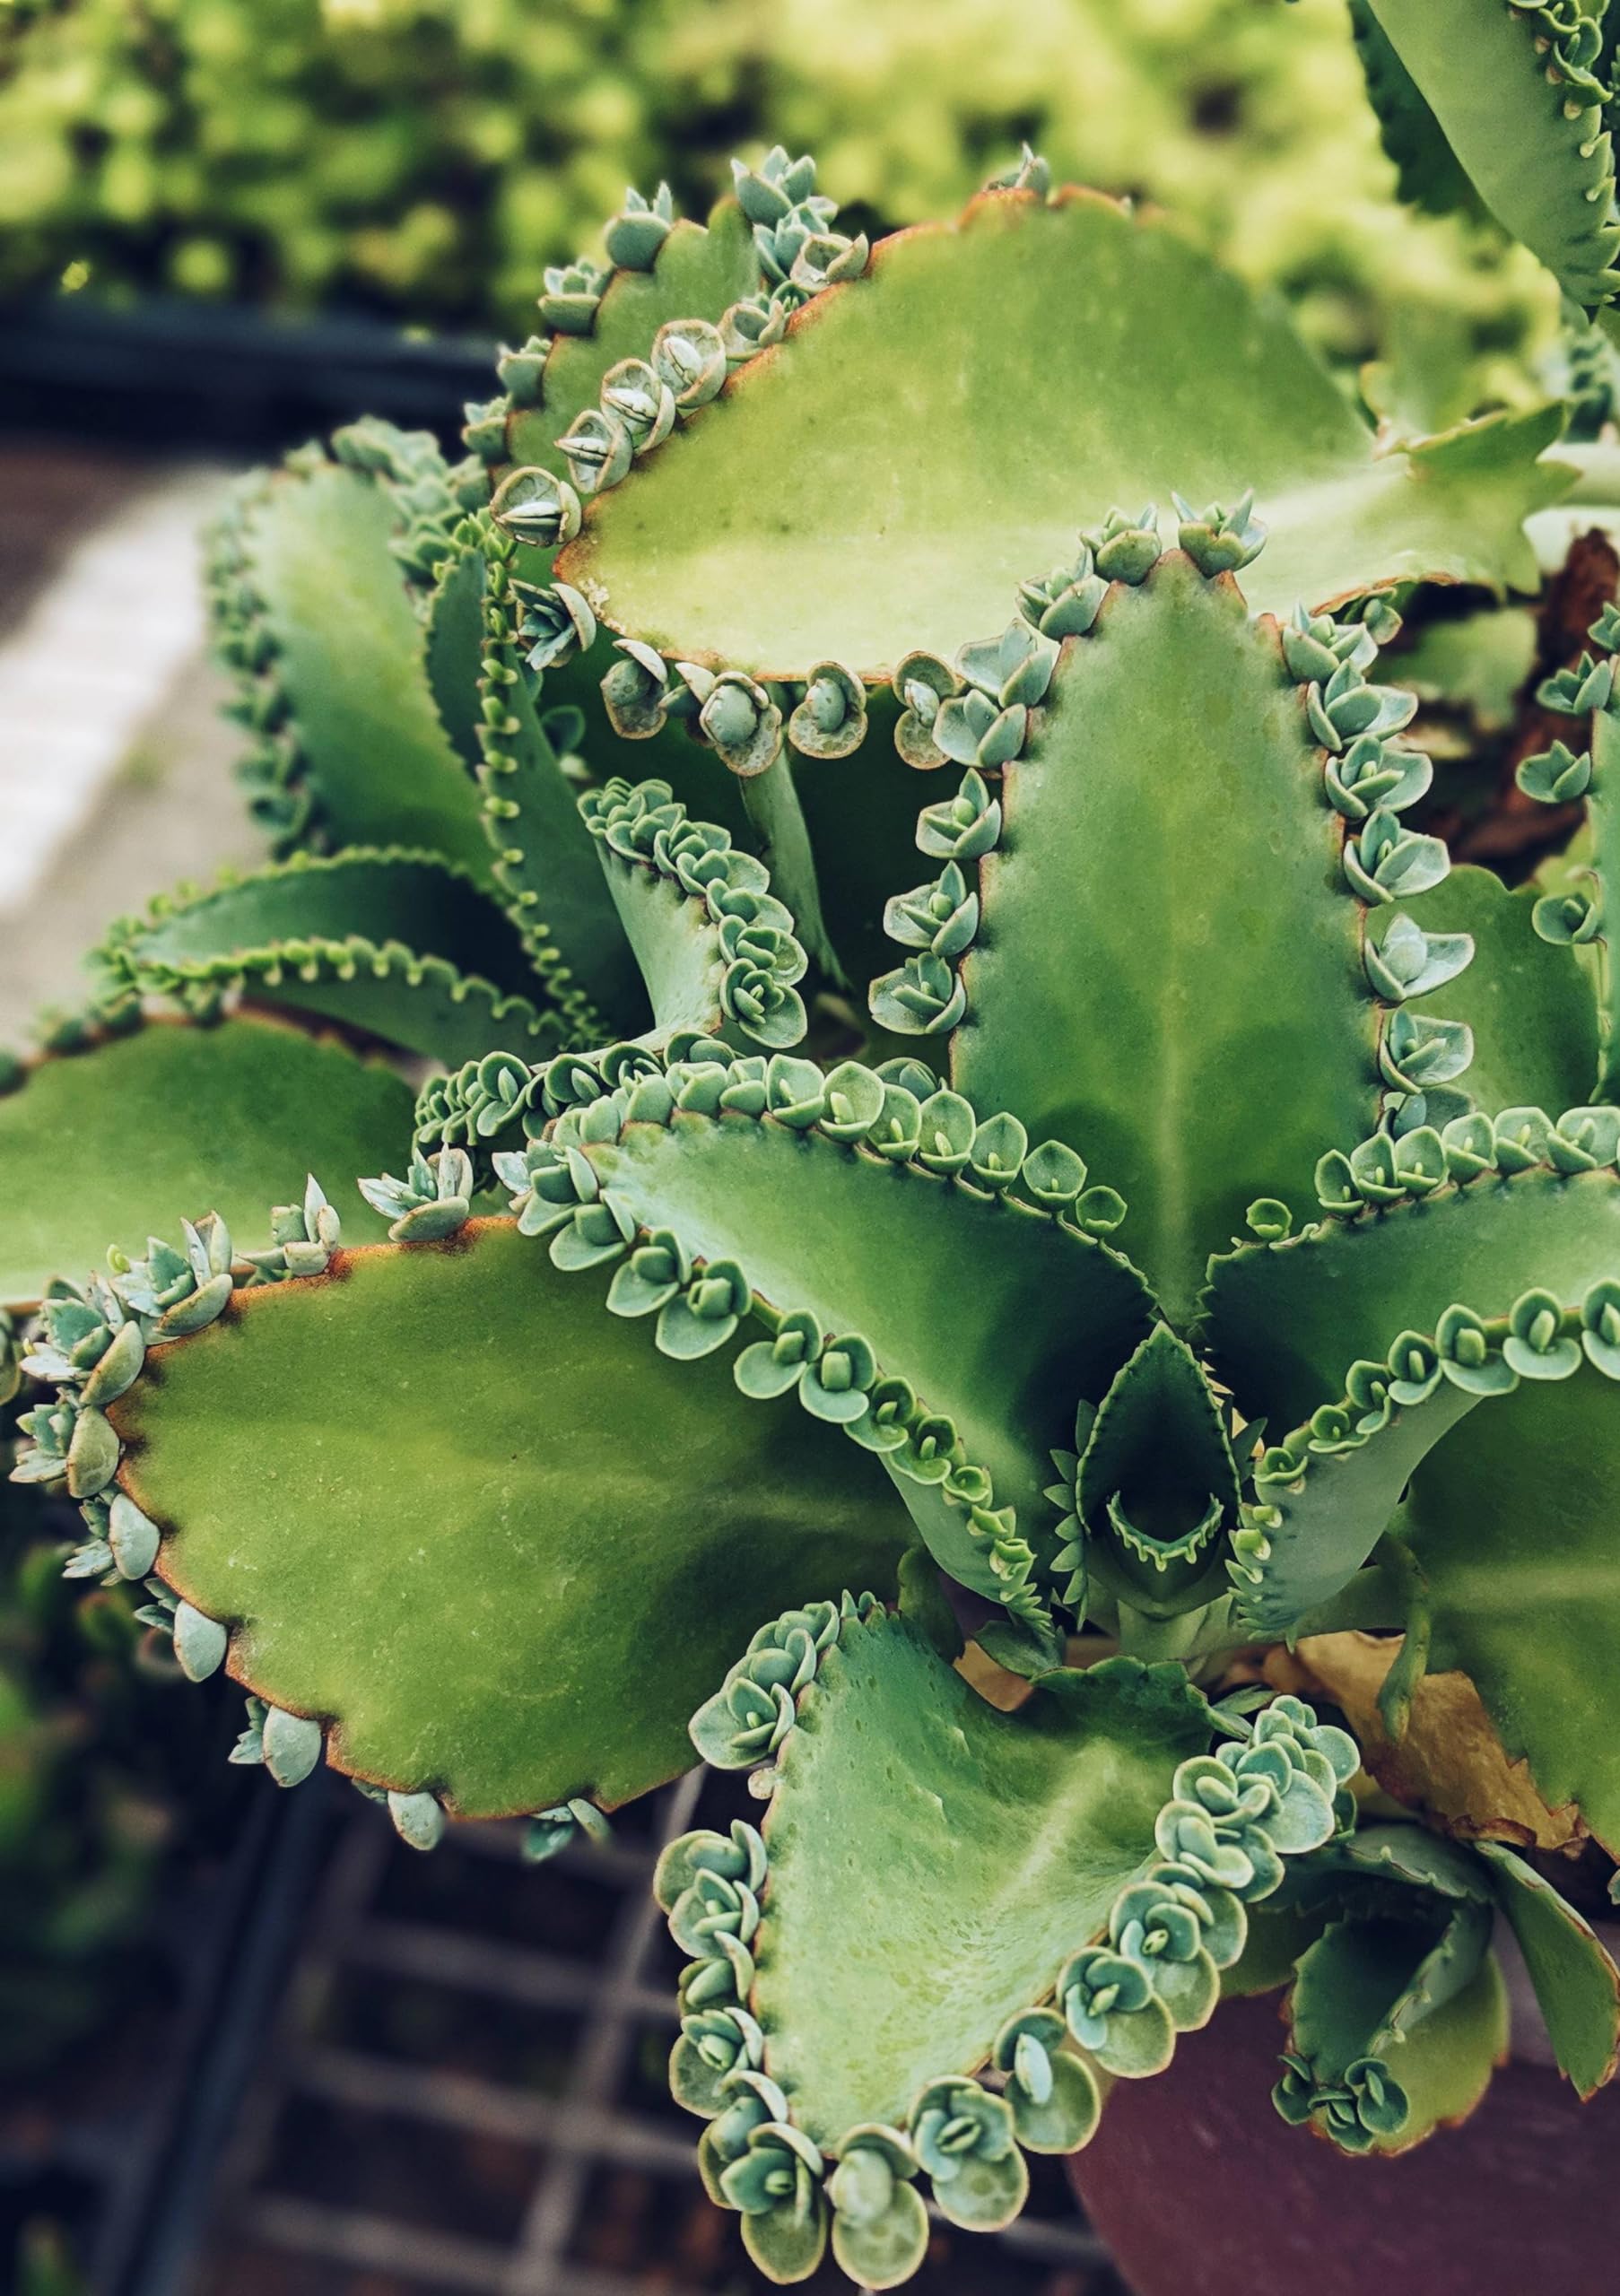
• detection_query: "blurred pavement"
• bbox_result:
[0,440,263,1041]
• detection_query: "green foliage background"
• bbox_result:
[0,0,1556,383]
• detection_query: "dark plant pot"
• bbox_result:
[0,293,491,452]
[1069,1987,1620,2296]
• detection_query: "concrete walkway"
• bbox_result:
[0,442,264,1041]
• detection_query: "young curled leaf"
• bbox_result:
[1365,911,1473,1003]
[915,769,1002,860]
[658,1258,753,1359]
[652,317,729,412]
[1019,544,1108,638]
[891,652,961,769]
[1344,808,1451,904]
[1502,1286,1581,1381]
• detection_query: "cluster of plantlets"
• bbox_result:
[7,119,1620,2286]
[0,0,1551,382]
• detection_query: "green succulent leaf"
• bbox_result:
[1282,1905,1505,2154]
[1207,1162,1620,1431]
[1076,1322,1239,1617]
[104,1220,910,1818]
[1384,865,1599,1119]
[559,189,1563,680]
[1318,1818,1495,1904]
[745,1612,1211,2144]
[577,780,810,1050]
[954,558,1386,1320]
[1232,1378,1480,1636]
[422,538,488,772]
[222,456,495,878]
[1232,1355,1620,1863]
[1347,0,1478,217]
[782,690,956,997]
[1399,1368,1620,1856]
[1473,1839,1620,2098]
[1221,1901,1337,1999]
[829,2164,928,2290]
[95,851,568,1066]
[475,530,652,1036]
[488,195,771,818]
[1212,1169,1620,1847]
[1362,0,1620,315]
[1539,657,1620,1099]
[0,1017,408,1309]
[740,2189,829,2284]
[567,1084,1154,1583]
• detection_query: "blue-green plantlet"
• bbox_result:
[9,150,1620,2285]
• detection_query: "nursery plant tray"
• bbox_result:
[0,1751,325,2293]
[179,1770,1130,2296]
[0,1752,1128,2290]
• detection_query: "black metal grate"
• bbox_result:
[185,1770,1130,2296]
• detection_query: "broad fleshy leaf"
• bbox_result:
[222,455,493,877]
[1474,1840,1620,2099]
[1400,1370,1620,1856]
[473,522,652,1035]
[1283,1907,1506,2152]
[1362,0,1620,317]
[559,188,1563,679]
[563,1074,1154,1589]
[1209,1168,1620,1848]
[725,1611,1210,2142]
[96,851,568,1066]
[1346,0,1477,217]
[1207,1161,1620,1431]
[952,558,1396,1320]
[109,1220,910,1818]
[0,1018,409,1309]
[1388,864,1599,1118]
[502,197,762,479]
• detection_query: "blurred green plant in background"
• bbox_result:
[15,2221,86,2296]
[0,1361,234,2083]
[0,1481,166,2077]
[0,0,1557,387]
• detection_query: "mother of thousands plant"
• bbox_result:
[8,131,1620,2285]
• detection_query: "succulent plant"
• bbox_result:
[10,148,1620,2283]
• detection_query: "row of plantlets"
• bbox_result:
[6,131,1620,2283]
